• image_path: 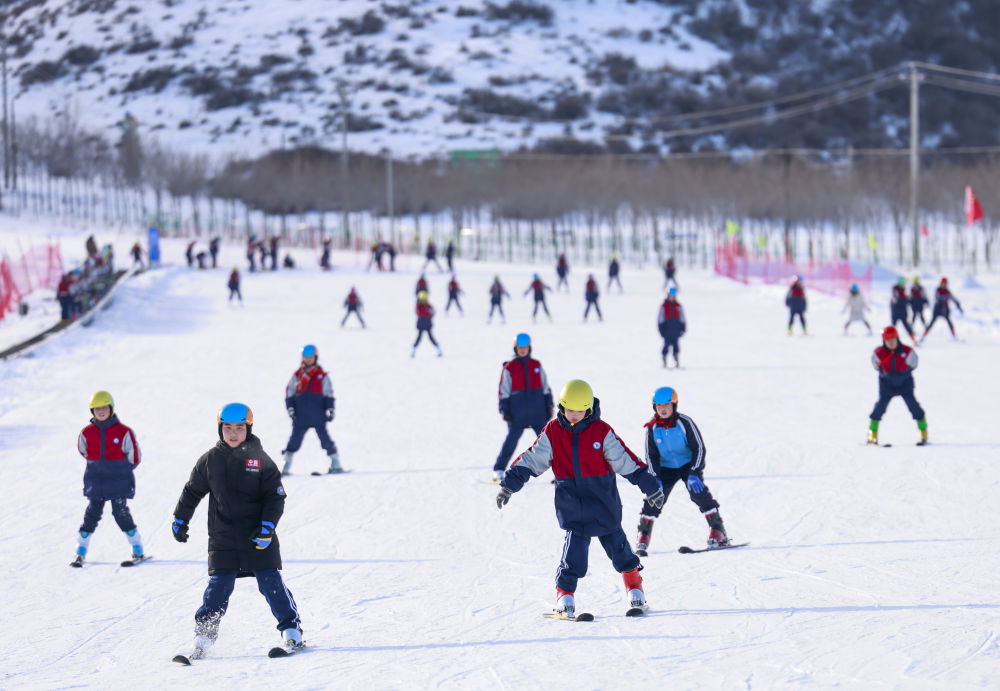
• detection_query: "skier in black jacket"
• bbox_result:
[171,403,303,660]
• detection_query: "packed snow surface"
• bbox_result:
[1,235,999,689]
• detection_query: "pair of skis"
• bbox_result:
[636,542,749,557]
[543,603,649,622]
[70,554,152,568]
[173,643,305,665]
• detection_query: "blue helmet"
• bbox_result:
[302,344,317,358]
[850,284,858,292]
[515,333,531,347]
[533,273,539,280]
[652,386,678,407]
[218,402,253,439]
[668,287,677,297]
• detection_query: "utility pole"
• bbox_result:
[338,80,350,246]
[908,62,923,268]
[385,148,394,248]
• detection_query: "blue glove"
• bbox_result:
[686,475,706,493]
[172,517,188,543]
[325,408,335,421]
[251,521,275,550]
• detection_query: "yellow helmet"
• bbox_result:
[912,275,920,282]
[89,390,114,409]
[559,379,594,412]
[417,290,429,301]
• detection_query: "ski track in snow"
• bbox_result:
[1,234,999,688]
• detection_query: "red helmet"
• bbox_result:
[940,277,948,285]
[882,326,898,341]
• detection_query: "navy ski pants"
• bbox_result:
[532,298,550,318]
[870,380,924,421]
[80,497,136,533]
[583,299,602,320]
[488,302,505,321]
[284,421,337,455]
[195,569,300,638]
[341,306,365,326]
[640,465,718,518]
[556,527,639,594]
[494,421,545,471]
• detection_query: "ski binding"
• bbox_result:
[543,611,594,622]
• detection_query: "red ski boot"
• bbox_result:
[704,508,730,548]
[635,516,655,556]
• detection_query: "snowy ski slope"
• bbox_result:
[1,238,999,689]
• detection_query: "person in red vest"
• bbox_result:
[72,391,144,567]
[658,287,685,368]
[341,287,365,327]
[412,291,442,358]
[445,274,464,315]
[415,274,429,296]
[890,277,917,344]
[492,333,553,482]
[785,276,807,335]
[909,276,929,329]
[583,274,602,322]
[921,277,964,342]
[556,253,569,292]
[523,274,552,322]
[868,326,928,446]
[487,275,510,324]
[227,266,242,304]
[663,257,677,289]
[281,345,342,475]
[57,273,75,321]
[496,379,665,619]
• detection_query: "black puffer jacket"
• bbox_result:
[173,435,285,576]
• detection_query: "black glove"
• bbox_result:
[172,517,188,543]
[325,408,335,421]
[546,407,553,420]
[645,488,665,510]
[287,407,295,420]
[502,412,512,423]
[496,486,513,509]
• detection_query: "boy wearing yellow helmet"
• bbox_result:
[72,391,144,567]
[496,379,665,619]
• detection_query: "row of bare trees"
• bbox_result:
[3,111,997,271]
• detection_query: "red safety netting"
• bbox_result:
[714,239,871,296]
[0,245,64,322]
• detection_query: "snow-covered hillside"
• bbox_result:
[7,0,725,157]
[2,228,999,688]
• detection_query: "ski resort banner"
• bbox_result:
[0,244,64,322]
[714,238,872,296]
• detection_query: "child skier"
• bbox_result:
[496,380,665,619]
[868,326,928,445]
[909,276,928,329]
[663,257,677,289]
[556,253,569,292]
[228,266,242,303]
[524,274,552,322]
[492,333,553,482]
[341,287,366,328]
[72,391,144,567]
[412,291,442,357]
[583,274,602,321]
[171,403,303,660]
[658,287,685,368]
[634,386,729,556]
[415,274,429,296]
[282,345,342,474]
[423,240,444,272]
[921,277,964,342]
[445,274,464,315]
[608,253,622,292]
[890,277,917,344]
[488,276,510,324]
[785,276,807,334]
[842,284,871,334]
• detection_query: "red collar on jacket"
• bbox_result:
[644,414,677,429]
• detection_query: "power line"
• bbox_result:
[922,74,1000,99]
[911,61,1000,82]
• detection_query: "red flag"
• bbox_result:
[920,224,930,237]
[965,186,984,226]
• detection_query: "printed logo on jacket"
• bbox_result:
[246,458,261,471]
